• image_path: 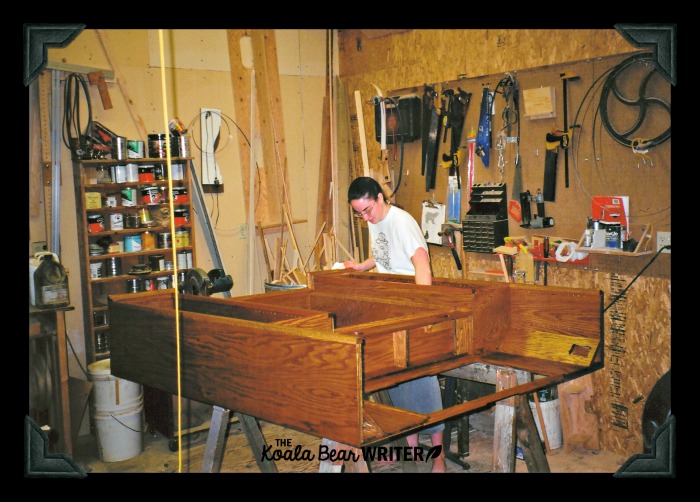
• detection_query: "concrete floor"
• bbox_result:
[69,407,630,475]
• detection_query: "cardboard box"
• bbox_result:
[85,192,102,209]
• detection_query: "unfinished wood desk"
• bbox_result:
[108,270,603,454]
[29,305,74,456]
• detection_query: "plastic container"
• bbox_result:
[88,359,144,462]
[29,252,70,308]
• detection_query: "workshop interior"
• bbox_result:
[26,27,672,475]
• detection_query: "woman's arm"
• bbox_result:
[343,257,376,272]
[411,247,432,285]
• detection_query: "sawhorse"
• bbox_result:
[200,406,277,473]
[442,364,550,473]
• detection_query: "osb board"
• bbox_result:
[531,266,670,458]
[339,28,670,251]
[589,273,671,457]
[442,253,670,458]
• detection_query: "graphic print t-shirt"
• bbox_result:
[368,205,429,275]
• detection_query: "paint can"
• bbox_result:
[138,165,155,182]
[125,163,140,182]
[142,278,156,292]
[124,214,139,229]
[104,193,119,208]
[110,164,127,183]
[107,242,122,254]
[156,276,170,290]
[171,186,188,203]
[153,164,167,181]
[88,214,105,233]
[137,207,154,227]
[140,185,161,205]
[121,187,138,207]
[157,232,172,249]
[176,250,193,270]
[173,208,189,226]
[127,140,145,159]
[148,134,178,158]
[109,213,124,230]
[141,231,156,250]
[177,135,190,157]
[126,278,142,293]
[149,254,165,272]
[106,257,122,277]
[90,261,104,279]
[95,331,109,353]
[171,163,184,180]
[124,235,142,252]
[174,229,190,247]
[111,136,128,161]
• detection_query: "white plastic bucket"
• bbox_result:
[529,398,563,450]
[88,359,144,462]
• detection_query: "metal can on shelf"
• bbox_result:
[124,214,139,229]
[174,228,190,247]
[87,214,105,233]
[153,164,167,180]
[171,186,188,203]
[126,278,142,293]
[110,213,124,230]
[95,331,109,353]
[156,276,170,289]
[125,163,139,182]
[140,185,161,205]
[171,163,184,180]
[174,208,189,226]
[141,231,156,250]
[137,207,154,227]
[149,254,165,271]
[111,164,127,183]
[106,257,122,277]
[157,232,172,249]
[127,140,144,159]
[121,187,138,207]
[138,165,155,182]
[176,250,193,270]
[124,235,142,252]
[89,261,104,279]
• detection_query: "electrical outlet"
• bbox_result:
[238,224,247,239]
[657,231,671,253]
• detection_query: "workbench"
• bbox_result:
[108,269,603,452]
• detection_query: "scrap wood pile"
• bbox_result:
[257,220,355,286]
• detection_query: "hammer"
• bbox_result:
[560,73,581,188]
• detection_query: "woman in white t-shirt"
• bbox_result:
[343,176,446,473]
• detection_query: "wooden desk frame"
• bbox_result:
[108,270,603,448]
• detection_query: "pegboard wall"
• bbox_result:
[383,52,671,246]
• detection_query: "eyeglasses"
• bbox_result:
[353,201,375,218]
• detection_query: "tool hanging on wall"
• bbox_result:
[439,87,472,179]
[465,129,476,214]
[475,86,493,168]
[421,84,438,177]
[439,225,462,270]
[520,189,554,229]
[423,86,442,191]
[560,73,581,188]
[542,129,567,202]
